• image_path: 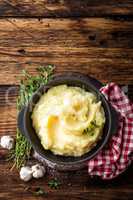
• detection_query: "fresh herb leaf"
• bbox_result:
[33,187,47,196]
[83,120,99,135]
[25,187,47,196]
[48,178,61,189]
[9,65,54,169]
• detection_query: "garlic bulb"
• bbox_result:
[0,135,14,150]
[31,164,46,179]
[20,166,32,182]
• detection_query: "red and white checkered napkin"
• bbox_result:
[88,83,133,179]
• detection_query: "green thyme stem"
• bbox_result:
[9,65,54,169]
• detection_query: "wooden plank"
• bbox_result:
[0,18,132,84]
[0,160,132,200]
[0,86,17,135]
[0,0,133,17]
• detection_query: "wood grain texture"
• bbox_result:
[0,86,17,135]
[0,0,133,17]
[0,1,133,199]
[0,160,132,200]
[0,18,132,84]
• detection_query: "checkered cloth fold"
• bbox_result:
[88,83,133,179]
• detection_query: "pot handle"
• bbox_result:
[17,106,26,136]
[110,104,119,135]
[86,76,103,90]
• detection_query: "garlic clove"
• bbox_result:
[20,166,32,182]
[31,164,46,179]
[0,135,14,150]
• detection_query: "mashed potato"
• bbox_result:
[31,85,105,156]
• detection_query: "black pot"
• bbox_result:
[18,72,118,171]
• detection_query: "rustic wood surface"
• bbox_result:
[0,0,133,17]
[0,18,133,84]
[0,1,133,200]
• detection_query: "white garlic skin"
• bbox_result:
[0,136,14,150]
[20,166,32,182]
[31,164,46,179]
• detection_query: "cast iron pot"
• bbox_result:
[18,72,118,171]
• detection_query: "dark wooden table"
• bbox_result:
[0,1,133,200]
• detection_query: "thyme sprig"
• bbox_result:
[48,178,61,189]
[9,65,54,169]
[83,120,99,136]
[33,187,47,196]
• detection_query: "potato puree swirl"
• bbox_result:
[32,85,105,156]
